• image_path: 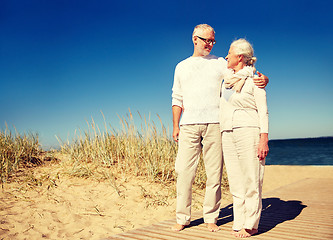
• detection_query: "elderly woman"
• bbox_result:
[220,39,269,238]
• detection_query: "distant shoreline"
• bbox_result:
[263,165,333,193]
[266,164,333,166]
[42,136,333,151]
[269,136,333,141]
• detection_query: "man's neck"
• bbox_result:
[192,53,210,57]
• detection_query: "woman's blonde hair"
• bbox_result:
[231,39,257,66]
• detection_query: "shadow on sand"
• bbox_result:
[188,197,307,235]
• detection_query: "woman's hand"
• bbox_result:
[257,133,269,160]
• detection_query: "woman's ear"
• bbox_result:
[238,54,244,63]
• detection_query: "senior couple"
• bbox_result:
[171,24,269,238]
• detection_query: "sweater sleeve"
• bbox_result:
[172,64,183,107]
[253,85,269,133]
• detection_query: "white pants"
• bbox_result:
[175,124,223,225]
[222,128,265,230]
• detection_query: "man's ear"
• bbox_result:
[193,36,198,45]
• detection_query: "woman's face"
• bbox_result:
[226,46,240,70]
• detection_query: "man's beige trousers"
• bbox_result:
[175,124,223,225]
[222,127,265,230]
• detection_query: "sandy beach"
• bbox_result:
[1,162,332,240]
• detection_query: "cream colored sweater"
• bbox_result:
[219,76,269,133]
[172,55,228,125]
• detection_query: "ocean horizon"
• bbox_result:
[266,136,333,166]
[44,136,333,166]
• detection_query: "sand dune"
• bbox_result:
[1,164,332,240]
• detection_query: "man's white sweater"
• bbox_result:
[172,55,228,125]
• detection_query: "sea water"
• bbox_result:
[265,137,333,165]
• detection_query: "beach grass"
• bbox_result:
[58,110,229,189]
[1,111,229,191]
[0,124,43,185]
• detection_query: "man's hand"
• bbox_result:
[172,105,183,142]
[253,71,269,88]
[173,126,180,142]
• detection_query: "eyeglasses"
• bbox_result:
[196,36,216,45]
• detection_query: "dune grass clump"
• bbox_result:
[1,111,229,192]
[0,126,42,184]
[59,111,178,184]
[59,111,229,190]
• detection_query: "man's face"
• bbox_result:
[193,29,215,57]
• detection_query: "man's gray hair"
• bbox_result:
[231,38,257,66]
[192,24,215,40]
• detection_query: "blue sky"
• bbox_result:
[1,0,333,149]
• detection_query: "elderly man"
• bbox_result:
[171,24,268,232]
